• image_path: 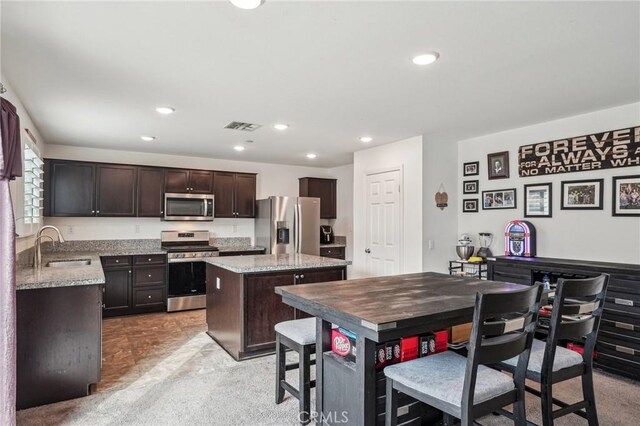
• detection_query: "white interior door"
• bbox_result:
[365,169,402,277]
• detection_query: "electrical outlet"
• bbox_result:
[233,224,237,233]
[67,225,74,235]
[428,240,434,250]
[134,224,140,234]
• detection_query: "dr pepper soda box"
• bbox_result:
[331,328,356,363]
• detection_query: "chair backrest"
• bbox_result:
[462,284,543,415]
[543,274,609,378]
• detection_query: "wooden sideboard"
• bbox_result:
[488,256,640,380]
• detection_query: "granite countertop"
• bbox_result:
[17,251,106,291]
[217,246,266,253]
[206,253,351,274]
[320,243,346,248]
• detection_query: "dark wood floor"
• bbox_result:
[99,309,207,391]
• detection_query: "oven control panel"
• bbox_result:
[167,251,219,263]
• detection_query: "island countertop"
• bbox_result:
[205,253,350,273]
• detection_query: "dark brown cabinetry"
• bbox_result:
[213,172,257,218]
[206,265,346,360]
[97,164,137,216]
[165,169,213,194]
[101,254,167,317]
[137,167,165,217]
[299,177,337,219]
[320,246,345,260]
[45,160,96,216]
[488,256,640,381]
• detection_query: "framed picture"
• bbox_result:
[462,199,478,213]
[612,175,640,217]
[482,188,517,210]
[524,183,552,218]
[560,179,603,210]
[463,161,479,176]
[463,180,479,194]
[487,151,509,180]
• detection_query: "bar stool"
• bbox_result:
[275,317,317,425]
[499,274,609,426]
[384,284,543,426]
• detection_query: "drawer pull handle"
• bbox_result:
[115,260,119,263]
[614,298,634,307]
[148,295,152,299]
[615,345,635,356]
[148,258,152,261]
[615,322,635,331]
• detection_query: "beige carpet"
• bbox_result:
[16,311,640,425]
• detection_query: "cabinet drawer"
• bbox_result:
[604,292,640,316]
[133,286,165,308]
[596,352,640,378]
[134,266,166,286]
[601,310,640,340]
[134,254,166,265]
[320,247,345,259]
[102,256,131,268]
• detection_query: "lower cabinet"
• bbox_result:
[206,265,347,360]
[102,254,167,317]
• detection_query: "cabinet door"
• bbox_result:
[103,268,131,315]
[137,167,165,217]
[189,170,213,194]
[295,268,345,318]
[213,171,235,218]
[234,173,256,218]
[97,164,137,216]
[165,169,190,193]
[47,161,96,216]
[244,272,295,350]
[300,178,337,219]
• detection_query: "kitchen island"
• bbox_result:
[205,253,350,360]
[276,272,527,425]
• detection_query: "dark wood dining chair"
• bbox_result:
[384,284,543,426]
[499,274,609,426]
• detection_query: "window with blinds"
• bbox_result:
[23,143,44,224]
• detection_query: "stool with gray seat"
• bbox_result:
[384,284,543,426]
[498,274,609,426]
[275,317,317,425]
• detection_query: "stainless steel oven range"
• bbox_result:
[161,230,219,312]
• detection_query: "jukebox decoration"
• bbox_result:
[504,220,536,257]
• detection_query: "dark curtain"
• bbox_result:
[0,97,22,180]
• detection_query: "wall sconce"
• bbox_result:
[435,183,448,210]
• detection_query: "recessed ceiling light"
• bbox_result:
[234,145,246,152]
[229,0,264,9]
[155,106,175,115]
[273,123,289,130]
[306,153,317,159]
[140,136,156,142]
[359,136,373,143]
[412,52,440,66]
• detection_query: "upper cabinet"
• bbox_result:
[45,160,96,216]
[137,167,165,217]
[45,160,138,217]
[213,172,257,218]
[45,159,256,219]
[164,169,213,194]
[299,177,337,219]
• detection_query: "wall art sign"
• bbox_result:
[560,179,603,210]
[518,125,640,177]
[612,174,640,217]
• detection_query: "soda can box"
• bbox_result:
[400,336,418,362]
[375,343,387,370]
[332,329,356,362]
[419,334,436,357]
[434,330,449,353]
[386,339,401,365]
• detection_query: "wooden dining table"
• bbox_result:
[275,271,527,425]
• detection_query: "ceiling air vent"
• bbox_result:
[224,121,262,132]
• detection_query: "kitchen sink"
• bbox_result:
[46,259,92,267]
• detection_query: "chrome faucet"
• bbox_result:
[34,225,65,269]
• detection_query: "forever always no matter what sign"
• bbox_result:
[518,125,640,177]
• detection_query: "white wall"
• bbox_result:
[43,144,353,246]
[457,102,640,265]
[352,135,423,277]
[1,74,48,253]
[327,163,354,263]
[423,137,458,273]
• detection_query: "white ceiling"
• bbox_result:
[2,1,639,167]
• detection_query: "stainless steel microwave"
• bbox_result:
[164,193,214,221]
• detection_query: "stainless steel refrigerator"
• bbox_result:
[256,196,320,255]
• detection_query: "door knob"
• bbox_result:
[365,248,371,254]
